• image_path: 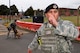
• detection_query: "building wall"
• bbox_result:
[59,8,79,16]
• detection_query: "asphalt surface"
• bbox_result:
[0,31,80,53]
[0,20,80,53]
[0,31,42,53]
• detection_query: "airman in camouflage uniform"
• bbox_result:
[7,19,17,38]
[28,3,79,53]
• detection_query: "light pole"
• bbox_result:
[9,0,12,22]
[77,6,80,26]
[9,0,11,15]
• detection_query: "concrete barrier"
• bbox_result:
[76,27,80,41]
[16,20,42,32]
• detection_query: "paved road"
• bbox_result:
[0,20,80,53]
[0,31,80,53]
[0,31,41,53]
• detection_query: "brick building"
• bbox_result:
[59,8,78,16]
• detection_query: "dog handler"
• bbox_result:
[7,19,17,38]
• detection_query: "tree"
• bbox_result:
[24,6,34,16]
[36,9,43,16]
[10,5,18,15]
[0,5,9,15]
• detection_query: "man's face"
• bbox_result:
[45,9,59,24]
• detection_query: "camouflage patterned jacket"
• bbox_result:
[28,18,79,53]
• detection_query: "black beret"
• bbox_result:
[44,3,58,13]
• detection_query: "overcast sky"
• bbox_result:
[0,0,80,11]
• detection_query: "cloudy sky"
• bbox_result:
[0,0,80,11]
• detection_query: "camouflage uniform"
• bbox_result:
[7,20,17,38]
[28,18,79,53]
